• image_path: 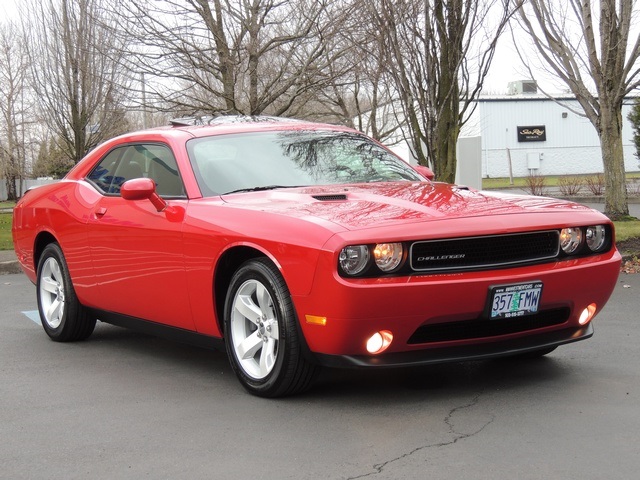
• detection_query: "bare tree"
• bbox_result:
[114,0,353,118]
[516,0,640,219]
[0,21,29,200]
[365,0,521,182]
[21,0,131,165]
[296,11,404,143]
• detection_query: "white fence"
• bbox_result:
[1,179,58,201]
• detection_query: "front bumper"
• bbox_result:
[293,249,620,360]
[314,324,592,368]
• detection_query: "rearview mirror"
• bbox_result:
[414,165,435,180]
[121,178,167,212]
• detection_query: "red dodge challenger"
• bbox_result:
[12,116,621,396]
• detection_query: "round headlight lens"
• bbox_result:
[586,225,607,252]
[339,245,370,276]
[560,227,583,254]
[373,243,404,272]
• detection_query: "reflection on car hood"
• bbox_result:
[220,182,593,230]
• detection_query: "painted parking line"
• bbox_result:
[22,310,41,325]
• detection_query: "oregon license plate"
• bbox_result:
[489,282,543,319]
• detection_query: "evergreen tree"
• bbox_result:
[629,99,640,164]
[32,139,74,178]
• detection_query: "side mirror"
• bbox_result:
[121,178,167,212]
[414,165,435,181]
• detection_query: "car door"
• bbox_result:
[85,143,194,330]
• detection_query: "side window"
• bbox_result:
[86,147,128,194]
[143,145,185,197]
[87,144,185,197]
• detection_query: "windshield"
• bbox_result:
[186,130,422,196]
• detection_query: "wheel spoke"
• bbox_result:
[46,298,63,324]
[256,283,273,316]
[234,293,262,325]
[50,260,63,284]
[259,338,277,377]
[41,276,59,294]
[236,331,262,360]
[264,319,279,340]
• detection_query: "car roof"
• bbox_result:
[151,115,357,139]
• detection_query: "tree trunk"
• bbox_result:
[210,0,236,113]
[4,175,18,201]
[600,105,629,219]
[434,100,460,183]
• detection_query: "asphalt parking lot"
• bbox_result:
[1,272,639,480]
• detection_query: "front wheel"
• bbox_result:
[224,258,318,397]
[36,243,96,342]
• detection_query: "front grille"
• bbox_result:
[407,308,570,344]
[410,230,559,272]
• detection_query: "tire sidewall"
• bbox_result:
[37,244,69,337]
[223,259,293,396]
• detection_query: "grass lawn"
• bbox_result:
[482,172,640,190]
[1,202,16,250]
[0,212,12,250]
[613,220,640,242]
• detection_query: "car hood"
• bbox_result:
[220,182,592,230]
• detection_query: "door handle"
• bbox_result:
[95,207,107,217]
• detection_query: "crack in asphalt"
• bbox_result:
[346,391,494,479]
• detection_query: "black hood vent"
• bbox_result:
[312,194,347,201]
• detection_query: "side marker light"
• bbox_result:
[305,315,327,326]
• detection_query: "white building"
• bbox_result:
[467,83,639,179]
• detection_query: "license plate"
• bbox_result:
[489,282,543,319]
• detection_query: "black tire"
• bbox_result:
[36,243,96,342]
[223,258,318,397]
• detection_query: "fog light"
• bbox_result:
[366,330,393,354]
[579,303,597,325]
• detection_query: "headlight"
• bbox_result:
[586,225,607,252]
[373,243,403,272]
[339,245,370,276]
[560,227,583,254]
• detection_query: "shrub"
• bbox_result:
[627,180,640,196]
[524,172,546,196]
[585,174,605,196]
[557,176,583,196]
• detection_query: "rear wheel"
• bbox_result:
[37,243,96,342]
[224,258,318,397]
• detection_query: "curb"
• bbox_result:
[0,246,21,275]
[0,260,22,275]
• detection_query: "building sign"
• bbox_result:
[517,125,546,142]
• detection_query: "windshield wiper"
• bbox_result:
[222,185,305,195]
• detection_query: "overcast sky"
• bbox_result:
[0,0,18,18]
[0,0,552,95]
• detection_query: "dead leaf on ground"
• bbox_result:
[621,258,640,274]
